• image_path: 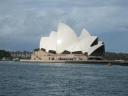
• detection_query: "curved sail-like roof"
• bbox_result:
[39,22,105,56]
[57,23,78,53]
[79,28,91,40]
[79,36,97,53]
[47,31,57,51]
[88,41,104,55]
[40,37,49,51]
[66,41,82,52]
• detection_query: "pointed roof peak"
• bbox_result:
[57,22,76,35]
[49,31,57,37]
[81,28,91,36]
[58,22,68,28]
[79,28,91,39]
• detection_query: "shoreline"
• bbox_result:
[19,59,128,66]
[1,59,128,66]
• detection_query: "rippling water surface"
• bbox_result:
[0,61,128,96]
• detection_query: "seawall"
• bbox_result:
[20,59,128,66]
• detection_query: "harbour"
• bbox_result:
[0,61,128,96]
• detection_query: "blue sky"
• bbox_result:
[0,0,128,52]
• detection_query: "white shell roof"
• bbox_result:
[57,23,78,53]
[79,36,97,53]
[39,22,104,55]
[66,41,82,52]
[79,28,91,40]
[88,41,104,55]
[40,37,49,51]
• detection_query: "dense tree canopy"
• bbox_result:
[0,50,11,60]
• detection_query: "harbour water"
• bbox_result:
[0,61,128,96]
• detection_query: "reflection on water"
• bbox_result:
[0,61,128,96]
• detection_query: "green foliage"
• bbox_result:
[0,50,11,59]
[34,48,39,52]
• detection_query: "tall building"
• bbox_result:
[31,23,105,61]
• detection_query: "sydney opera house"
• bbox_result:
[31,23,105,62]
